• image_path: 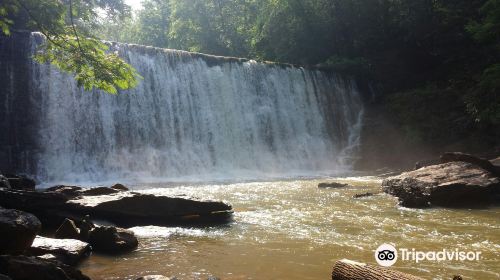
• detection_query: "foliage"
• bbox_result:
[0,0,140,94]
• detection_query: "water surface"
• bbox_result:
[80,177,500,279]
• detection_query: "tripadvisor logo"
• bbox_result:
[374,243,482,267]
[375,243,398,267]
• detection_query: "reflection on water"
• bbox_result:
[79,177,500,279]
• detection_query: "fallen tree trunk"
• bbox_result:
[332,259,425,280]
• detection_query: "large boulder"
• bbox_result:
[0,208,41,254]
[88,226,138,254]
[0,189,232,227]
[67,192,233,227]
[0,255,90,280]
[440,152,500,176]
[382,161,500,208]
[27,236,91,265]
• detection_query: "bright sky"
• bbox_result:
[125,0,143,11]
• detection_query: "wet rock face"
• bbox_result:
[0,207,41,255]
[27,236,91,265]
[0,255,91,280]
[88,226,138,254]
[382,161,500,208]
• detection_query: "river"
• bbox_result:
[79,177,500,279]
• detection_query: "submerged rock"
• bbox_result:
[318,182,349,189]
[28,236,91,265]
[0,255,90,280]
[88,226,138,254]
[0,207,41,255]
[110,183,129,191]
[382,161,500,208]
[136,276,174,280]
[55,218,80,240]
[352,192,375,199]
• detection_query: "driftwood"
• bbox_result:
[332,259,425,280]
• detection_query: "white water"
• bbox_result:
[30,34,363,183]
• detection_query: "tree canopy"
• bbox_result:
[0,0,140,94]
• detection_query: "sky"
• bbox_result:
[125,0,143,11]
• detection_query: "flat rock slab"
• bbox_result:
[28,236,91,265]
[382,161,500,208]
[0,188,233,227]
[67,192,233,226]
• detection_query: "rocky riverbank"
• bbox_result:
[0,178,233,280]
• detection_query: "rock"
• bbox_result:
[318,182,349,189]
[382,161,500,208]
[110,184,129,191]
[0,176,10,189]
[55,218,80,240]
[0,207,41,255]
[67,192,233,227]
[0,189,232,227]
[491,156,500,166]
[415,158,440,170]
[27,236,91,265]
[88,226,138,254]
[36,254,59,262]
[81,187,120,196]
[45,186,82,199]
[440,152,500,176]
[0,189,69,228]
[3,174,35,191]
[352,192,375,199]
[0,255,90,280]
[136,276,173,280]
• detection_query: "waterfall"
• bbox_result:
[27,33,363,183]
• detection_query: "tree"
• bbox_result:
[0,0,140,94]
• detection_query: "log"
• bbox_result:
[332,259,425,280]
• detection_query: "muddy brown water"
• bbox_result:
[79,177,500,279]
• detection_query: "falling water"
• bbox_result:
[29,33,363,183]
